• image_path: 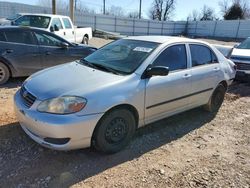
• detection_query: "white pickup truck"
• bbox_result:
[12,14,92,44]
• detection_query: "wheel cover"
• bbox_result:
[105,117,129,144]
[0,67,6,82]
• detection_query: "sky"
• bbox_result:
[0,0,222,20]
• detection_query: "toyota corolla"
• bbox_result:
[14,36,236,153]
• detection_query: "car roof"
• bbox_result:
[125,35,209,45]
[0,26,46,31]
[14,13,70,18]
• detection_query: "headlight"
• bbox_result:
[37,96,87,114]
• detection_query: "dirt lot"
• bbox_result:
[0,37,249,187]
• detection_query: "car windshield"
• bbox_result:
[236,38,250,49]
[82,39,159,75]
[14,15,51,28]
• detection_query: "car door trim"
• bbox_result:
[146,87,213,109]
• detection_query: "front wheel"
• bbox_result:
[92,108,136,154]
[204,84,226,113]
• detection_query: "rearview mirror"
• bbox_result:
[60,42,69,49]
[142,66,169,79]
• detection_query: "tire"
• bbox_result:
[204,84,226,113]
[92,108,136,154]
[0,62,10,85]
[82,36,88,45]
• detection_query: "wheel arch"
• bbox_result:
[218,80,228,90]
[91,103,139,146]
[0,57,14,77]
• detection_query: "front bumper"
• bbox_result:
[14,90,103,150]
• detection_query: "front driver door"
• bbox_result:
[33,31,73,68]
[144,44,192,124]
[3,29,42,76]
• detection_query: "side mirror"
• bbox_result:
[142,66,169,79]
[11,21,15,25]
[54,25,59,31]
[50,26,54,32]
[60,42,69,49]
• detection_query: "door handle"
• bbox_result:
[45,51,51,55]
[183,74,192,79]
[5,49,13,53]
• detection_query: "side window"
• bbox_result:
[5,30,35,44]
[34,32,62,46]
[153,44,187,71]
[50,18,63,30]
[62,18,72,29]
[190,44,217,67]
[0,31,6,42]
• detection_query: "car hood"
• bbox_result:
[24,61,126,100]
[231,48,250,57]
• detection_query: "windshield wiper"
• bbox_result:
[90,63,121,75]
[79,59,98,69]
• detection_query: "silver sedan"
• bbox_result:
[14,36,236,153]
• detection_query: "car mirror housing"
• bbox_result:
[50,26,54,32]
[142,66,169,79]
[54,25,59,31]
[60,42,69,49]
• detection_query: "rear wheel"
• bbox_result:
[92,108,136,154]
[204,84,226,113]
[0,62,10,85]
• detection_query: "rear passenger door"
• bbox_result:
[188,44,222,106]
[145,44,192,124]
[2,29,42,76]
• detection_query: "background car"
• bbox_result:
[0,13,25,25]
[229,37,250,82]
[0,26,97,84]
[11,13,92,44]
[14,36,236,153]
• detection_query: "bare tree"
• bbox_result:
[188,9,200,21]
[75,1,96,14]
[105,6,125,17]
[37,0,68,10]
[149,0,176,21]
[200,5,216,20]
[127,11,140,19]
[219,0,229,15]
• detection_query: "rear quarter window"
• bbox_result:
[5,30,35,45]
[62,18,72,29]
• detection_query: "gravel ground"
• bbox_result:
[0,37,249,187]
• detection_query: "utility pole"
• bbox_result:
[52,0,56,14]
[139,0,142,19]
[103,0,106,15]
[70,0,74,23]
